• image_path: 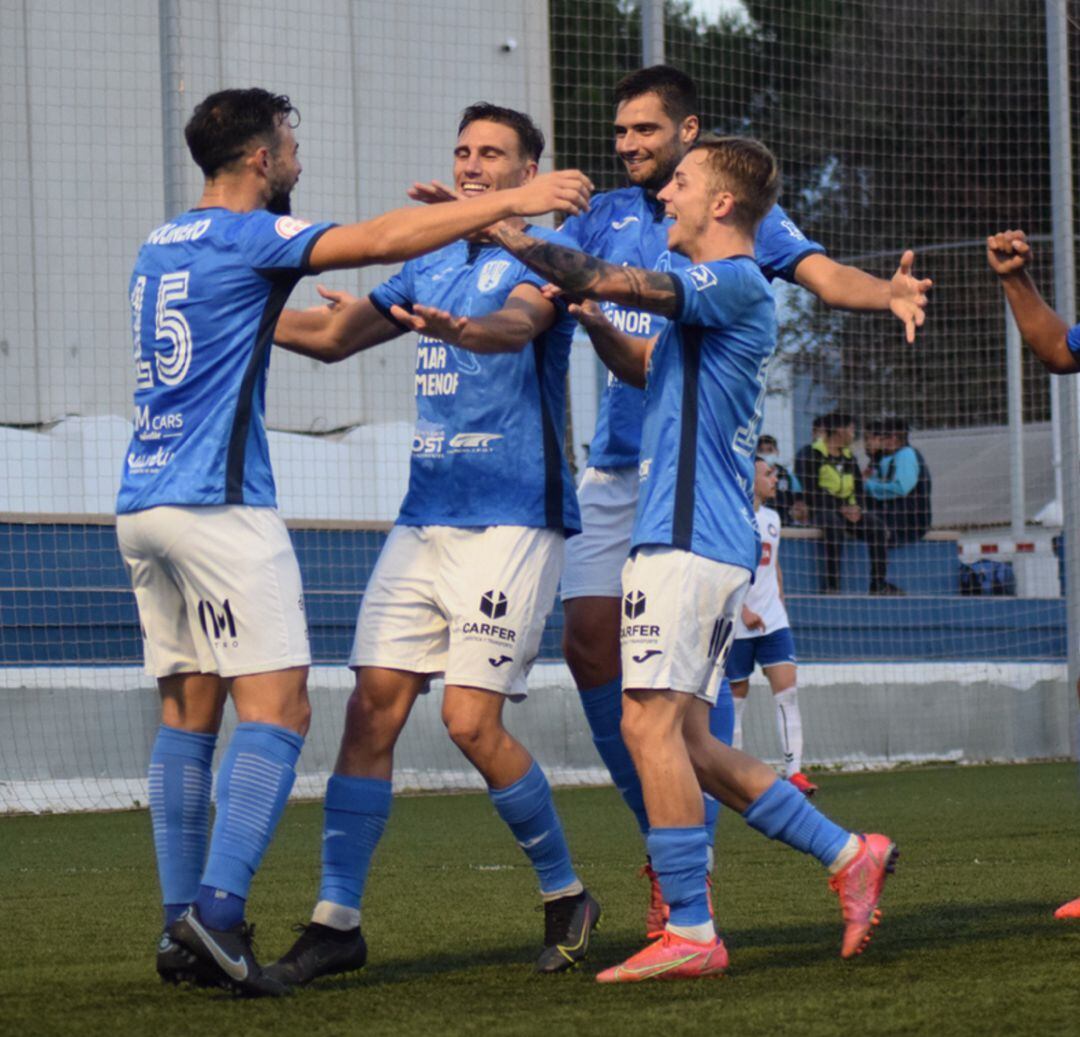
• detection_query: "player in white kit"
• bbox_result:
[726,456,816,795]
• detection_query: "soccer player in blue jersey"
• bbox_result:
[987,227,1080,923]
[486,137,898,979]
[116,87,592,996]
[546,66,929,933]
[265,104,599,984]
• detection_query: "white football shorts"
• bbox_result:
[619,546,750,704]
[350,524,563,699]
[116,505,311,679]
[560,464,638,601]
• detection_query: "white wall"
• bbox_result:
[0,0,553,432]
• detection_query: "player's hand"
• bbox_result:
[389,302,467,346]
[315,284,360,311]
[889,249,933,344]
[543,281,589,308]
[407,180,462,205]
[741,606,765,632]
[567,298,607,329]
[986,229,1031,278]
[509,170,593,218]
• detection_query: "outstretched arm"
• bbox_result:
[488,223,680,318]
[388,284,557,355]
[274,287,402,363]
[308,170,592,272]
[987,229,1079,375]
[794,250,932,343]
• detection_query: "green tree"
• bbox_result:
[549,0,1070,429]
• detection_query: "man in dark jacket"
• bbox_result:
[794,411,900,595]
[863,417,931,543]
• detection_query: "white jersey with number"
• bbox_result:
[735,506,789,638]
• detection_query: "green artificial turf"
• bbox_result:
[2,764,1079,1036]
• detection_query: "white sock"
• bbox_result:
[312,900,361,931]
[666,920,716,943]
[774,686,803,776]
[733,696,747,750]
[540,879,584,903]
[828,833,861,874]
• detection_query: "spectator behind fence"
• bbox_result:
[757,434,807,525]
[863,417,932,543]
[794,411,901,596]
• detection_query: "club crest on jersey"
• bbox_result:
[768,523,779,538]
[274,216,312,239]
[687,264,718,291]
[477,259,511,293]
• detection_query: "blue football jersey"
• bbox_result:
[368,226,580,534]
[1067,323,1080,359]
[560,187,823,468]
[632,256,778,571]
[117,208,334,514]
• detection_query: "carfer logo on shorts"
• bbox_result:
[480,590,508,619]
[623,590,646,620]
[198,598,238,646]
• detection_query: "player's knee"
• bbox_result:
[442,707,501,755]
[563,612,620,688]
[619,702,651,756]
[288,692,312,737]
[343,686,397,749]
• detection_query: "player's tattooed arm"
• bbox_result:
[488,223,680,318]
[274,287,402,363]
[569,299,655,389]
[390,284,557,355]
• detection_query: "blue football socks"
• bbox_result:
[647,826,712,928]
[316,774,393,915]
[579,678,650,835]
[148,725,217,926]
[490,760,579,897]
[742,776,851,867]
[196,722,304,929]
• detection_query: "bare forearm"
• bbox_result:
[456,310,535,354]
[584,320,650,388]
[1000,272,1078,374]
[797,257,889,311]
[274,298,399,363]
[310,194,524,272]
[490,224,679,317]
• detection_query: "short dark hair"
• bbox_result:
[757,434,778,450]
[458,103,545,162]
[865,416,909,436]
[822,411,856,432]
[689,137,781,232]
[612,65,699,124]
[185,88,298,179]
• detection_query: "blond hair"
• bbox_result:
[690,136,781,233]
